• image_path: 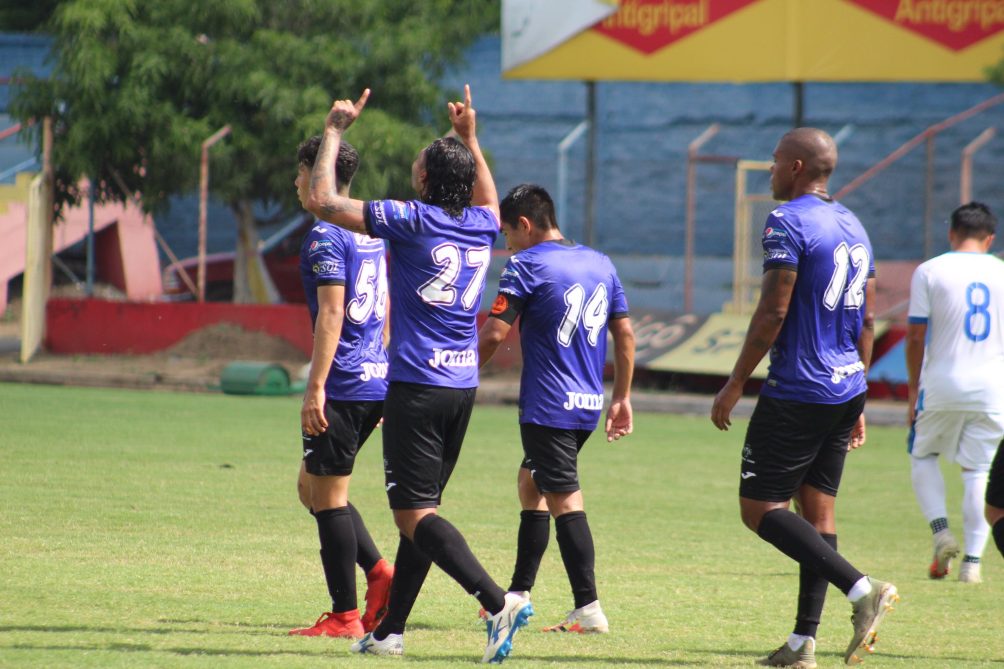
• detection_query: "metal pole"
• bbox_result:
[86,179,95,296]
[793,81,804,128]
[960,127,995,204]
[685,123,720,314]
[557,120,589,233]
[584,81,597,247]
[198,125,231,302]
[924,135,935,259]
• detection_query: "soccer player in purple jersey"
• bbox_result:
[711,128,898,667]
[288,136,393,639]
[478,184,635,634]
[304,86,533,664]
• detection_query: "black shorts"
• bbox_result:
[302,399,383,477]
[739,393,866,502]
[987,439,1004,509]
[381,382,476,510]
[519,423,593,494]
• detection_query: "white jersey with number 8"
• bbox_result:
[908,251,1004,412]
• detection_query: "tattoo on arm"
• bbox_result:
[319,201,366,233]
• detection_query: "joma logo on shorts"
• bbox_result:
[428,348,476,369]
[562,392,604,411]
[359,362,388,382]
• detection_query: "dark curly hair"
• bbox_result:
[297,135,359,189]
[421,137,474,218]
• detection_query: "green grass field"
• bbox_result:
[1,382,1002,668]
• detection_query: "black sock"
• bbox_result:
[555,511,598,609]
[757,509,864,595]
[794,533,836,638]
[412,514,506,614]
[315,506,357,612]
[348,502,381,574]
[509,510,550,593]
[994,519,1004,560]
[374,535,431,638]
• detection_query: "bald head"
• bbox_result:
[777,128,837,180]
[770,127,838,201]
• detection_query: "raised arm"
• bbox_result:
[711,267,796,430]
[448,84,499,222]
[606,316,635,442]
[305,90,370,234]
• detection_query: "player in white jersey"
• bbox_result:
[906,201,1004,583]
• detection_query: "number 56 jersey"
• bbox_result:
[908,252,1004,412]
[497,240,629,431]
[299,221,389,401]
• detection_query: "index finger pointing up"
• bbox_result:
[464,83,472,108]
[355,88,371,113]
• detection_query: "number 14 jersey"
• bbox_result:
[497,240,629,430]
[908,251,1004,412]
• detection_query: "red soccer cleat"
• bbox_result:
[361,559,394,633]
[288,610,364,638]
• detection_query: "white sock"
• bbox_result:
[961,469,991,558]
[787,633,813,651]
[847,576,873,603]
[911,455,947,521]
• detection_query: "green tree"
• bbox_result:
[10,0,498,302]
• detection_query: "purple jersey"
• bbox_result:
[299,221,389,401]
[494,240,629,430]
[365,200,499,388]
[760,194,875,404]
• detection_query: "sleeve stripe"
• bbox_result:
[317,279,346,286]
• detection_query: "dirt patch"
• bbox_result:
[166,323,307,363]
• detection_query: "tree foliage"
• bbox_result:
[10,0,499,215]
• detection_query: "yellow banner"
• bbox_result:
[644,313,889,377]
[503,0,1004,82]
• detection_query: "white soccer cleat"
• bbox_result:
[350,631,404,656]
[958,561,982,583]
[482,592,534,664]
[928,530,960,579]
[542,599,609,634]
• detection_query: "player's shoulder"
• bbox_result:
[302,220,344,253]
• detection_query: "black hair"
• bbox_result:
[499,183,558,231]
[421,137,474,218]
[951,201,996,240]
[297,135,359,188]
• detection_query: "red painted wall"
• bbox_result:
[44,298,524,370]
[46,298,314,356]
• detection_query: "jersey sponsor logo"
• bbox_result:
[359,362,388,382]
[830,360,866,384]
[428,347,477,369]
[562,391,604,411]
[312,260,339,275]
[501,266,521,280]
[372,202,388,227]
[763,226,787,240]
[390,200,409,218]
[308,239,334,255]
[491,294,509,315]
[764,249,789,261]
